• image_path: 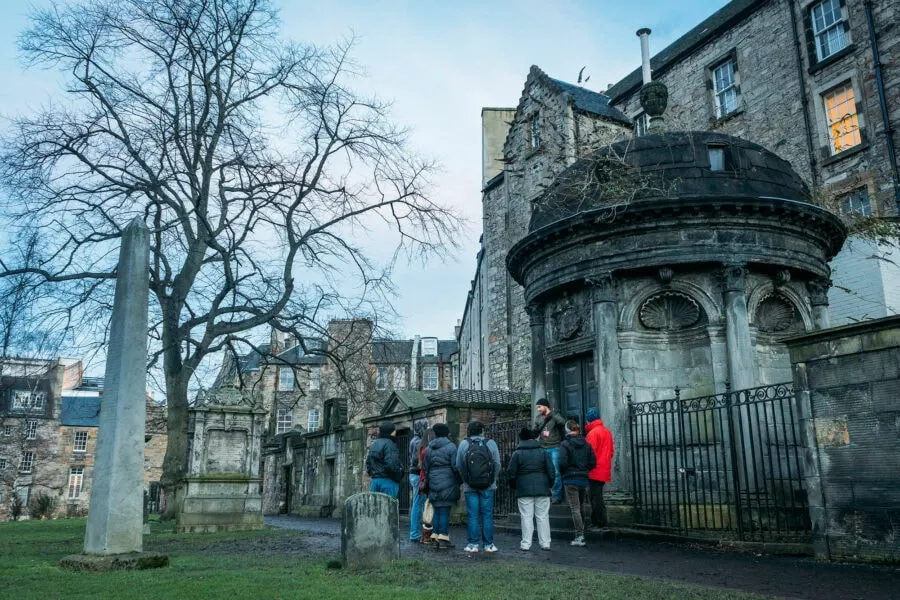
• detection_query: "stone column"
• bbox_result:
[722,264,755,391]
[807,277,832,330]
[588,274,628,492]
[84,217,149,555]
[526,302,547,418]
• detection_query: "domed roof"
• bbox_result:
[530,131,811,232]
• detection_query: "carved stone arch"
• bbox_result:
[637,291,706,331]
[619,279,720,330]
[748,282,813,332]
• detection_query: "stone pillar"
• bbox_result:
[588,274,628,492]
[84,217,149,555]
[526,302,547,416]
[722,264,755,391]
[807,277,832,330]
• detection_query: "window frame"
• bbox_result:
[25,420,37,440]
[375,366,388,391]
[307,408,320,432]
[421,338,438,357]
[11,390,46,412]
[19,451,35,474]
[422,365,439,391]
[711,57,739,119]
[839,186,872,216]
[633,112,649,137]
[0,458,7,470]
[73,430,88,453]
[2,425,11,436]
[820,79,862,156]
[275,407,293,434]
[68,467,84,499]
[278,366,295,391]
[308,366,321,391]
[809,0,849,62]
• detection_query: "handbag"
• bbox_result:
[422,499,434,527]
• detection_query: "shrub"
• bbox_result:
[9,493,25,521]
[28,493,58,520]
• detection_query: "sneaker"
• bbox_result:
[483,544,498,553]
[520,545,530,552]
[570,535,586,547]
[540,545,551,551]
[463,544,479,553]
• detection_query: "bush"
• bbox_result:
[28,493,58,520]
[9,493,25,521]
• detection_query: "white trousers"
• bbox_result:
[517,496,551,549]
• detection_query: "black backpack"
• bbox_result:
[464,438,495,489]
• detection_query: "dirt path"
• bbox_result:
[266,515,898,600]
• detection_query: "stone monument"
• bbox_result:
[341,492,400,569]
[60,217,168,571]
[175,384,266,532]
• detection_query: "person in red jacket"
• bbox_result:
[584,407,614,529]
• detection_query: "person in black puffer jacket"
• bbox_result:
[366,420,403,498]
[559,419,596,546]
[423,423,460,548]
[506,427,555,551]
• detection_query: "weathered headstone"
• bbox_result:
[341,492,399,569]
[61,217,167,570]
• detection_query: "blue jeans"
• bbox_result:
[545,447,562,501]
[464,489,495,546]
[433,506,451,536]
[370,478,399,498]
[409,474,426,540]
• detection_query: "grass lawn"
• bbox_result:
[0,518,768,600]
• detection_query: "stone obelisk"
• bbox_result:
[84,217,150,555]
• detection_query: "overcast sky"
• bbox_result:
[0,0,728,341]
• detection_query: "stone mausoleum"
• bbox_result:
[506,131,847,490]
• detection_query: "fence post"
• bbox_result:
[627,393,639,523]
[723,382,745,540]
[675,387,691,532]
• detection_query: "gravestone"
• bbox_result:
[175,385,266,532]
[341,492,399,569]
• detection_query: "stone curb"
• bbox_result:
[59,552,169,572]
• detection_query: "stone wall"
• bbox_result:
[788,315,900,563]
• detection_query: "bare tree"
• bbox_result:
[0,0,459,516]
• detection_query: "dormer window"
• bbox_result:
[421,338,438,356]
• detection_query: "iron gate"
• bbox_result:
[629,382,810,541]
[484,413,531,517]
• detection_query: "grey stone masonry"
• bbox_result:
[84,217,149,556]
[341,492,399,569]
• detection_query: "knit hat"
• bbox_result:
[378,420,395,436]
[433,423,450,438]
[535,398,550,408]
[519,427,535,441]
[585,408,600,423]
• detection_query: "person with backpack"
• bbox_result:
[507,427,555,552]
[422,423,460,549]
[365,420,403,498]
[408,418,429,543]
[558,419,596,546]
[456,420,501,553]
[584,407,614,530]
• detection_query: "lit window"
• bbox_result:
[276,408,293,434]
[811,0,849,62]
[712,58,739,119]
[11,390,45,411]
[422,366,439,391]
[392,369,406,390]
[278,367,295,391]
[307,409,320,432]
[19,451,35,474]
[634,112,649,137]
[68,467,84,499]
[25,421,37,440]
[375,367,388,390]
[709,147,726,172]
[823,82,861,155]
[840,188,872,216]
[529,113,541,149]
[74,431,88,453]
[309,366,321,391]
[421,338,438,357]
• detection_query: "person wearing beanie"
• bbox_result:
[532,398,566,503]
[584,407,614,530]
[456,420,501,553]
[559,419,596,546]
[422,423,460,549]
[365,419,403,498]
[507,423,555,551]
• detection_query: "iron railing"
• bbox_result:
[484,413,531,517]
[629,382,809,541]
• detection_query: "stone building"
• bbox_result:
[0,357,167,521]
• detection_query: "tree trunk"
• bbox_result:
[159,369,190,520]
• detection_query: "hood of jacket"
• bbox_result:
[585,418,606,433]
[412,418,429,439]
[429,436,453,451]
[564,435,588,449]
[516,439,542,450]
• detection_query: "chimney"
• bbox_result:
[454,318,461,341]
[411,335,420,390]
[636,28,668,133]
[637,28,652,84]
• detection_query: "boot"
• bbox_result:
[421,525,433,544]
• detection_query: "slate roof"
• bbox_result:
[391,390,431,410]
[605,0,765,103]
[546,75,631,126]
[275,343,328,366]
[371,340,414,364]
[420,340,459,364]
[427,389,529,406]
[60,396,102,427]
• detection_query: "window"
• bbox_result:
[68,467,84,499]
[422,366,439,391]
[25,420,37,440]
[307,409,320,432]
[634,112,649,137]
[276,408,293,434]
[19,451,35,474]
[421,338,438,356]
[0,458,7,469]
[392,368,406,390]
[840,187,872,216]
[309,366,321,391]
[74,431,88,453]
[811,0,849,62]
[823,82,861,155]
[278,367,295,391]
[712,58,739,119]
[709,147,726,172]
[2,425,10,436]
[375,367,388,390]
[528,113,541,150]
[11,390,46,411]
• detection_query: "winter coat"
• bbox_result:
[455,435,501,492]
[366,435,403,482]
[585,418,614,483]
[506,439,554,498]
[532,411,566,448]
[408,419,429,473]
[558,434,596,482]
[423,437,461,507]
